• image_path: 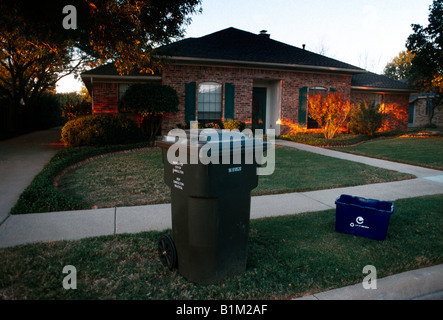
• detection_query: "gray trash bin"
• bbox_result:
[156,129,267,284]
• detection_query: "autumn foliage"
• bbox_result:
[307,92,353,140]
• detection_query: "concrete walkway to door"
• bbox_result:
[0,127,63,224]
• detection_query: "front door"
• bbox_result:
[252,87,267,133]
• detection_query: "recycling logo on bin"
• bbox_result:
[350,216,369,229]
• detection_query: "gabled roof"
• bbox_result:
[81,27,414,93]
[80,64,161,92]
[81,63,160,77]
[157,27,364,74]
[82,64,121,76]
[351,72,415,93]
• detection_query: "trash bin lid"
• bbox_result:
[160,129,267,155]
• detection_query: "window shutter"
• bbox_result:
[298,86,308,126]
[330,88,337,93]
[185,82,196,123]
[224,83,235,120]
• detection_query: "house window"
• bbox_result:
[118,83,132,99]
[198,82,222,120]
[307,87,327,129]
[372,93,383,106]
[426,98,433,116]
[408,103,415,125]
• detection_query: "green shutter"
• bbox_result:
[224,83,235,120]
[185,82,196,123]
[298,86,308,126]
[330,88,337,93]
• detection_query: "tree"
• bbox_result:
[0,0,202,132]
[119,83,179,143]
[307,92,353,140]
[0,38,83,132]
[74,0,202,75]
[383,50,415,81]
[406,0,443,124]
[0,0,90,131]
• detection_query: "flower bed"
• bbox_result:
[279,133,371,147]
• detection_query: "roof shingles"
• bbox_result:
[351,72,413,91]
[82,27,413,92]
[158,27,363,71]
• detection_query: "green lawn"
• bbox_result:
[57,148,170,208]
[1,194,441,300]
[332,136,443,170]
[56,146,413,209]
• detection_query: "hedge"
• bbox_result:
[280,133,371,147]
[10,142,152,214]
[61,114,142,147]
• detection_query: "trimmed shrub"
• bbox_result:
[280,133,371,147]
[61,98,92,123]
[348,102,383,136]
[176,122,205,129]
[11,142,152,214]
[223,120,246,131]
[61,114,142,147]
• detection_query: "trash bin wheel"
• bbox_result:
[158,235,177,270]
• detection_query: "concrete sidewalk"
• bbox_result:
[275,139,443,178]
[0,127,63,224]
[1,177,442,248]
[294,264,443,300]
[0,135,442,299]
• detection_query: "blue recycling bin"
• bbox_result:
[335,194,394,241]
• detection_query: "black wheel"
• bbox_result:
[158,235,177,270]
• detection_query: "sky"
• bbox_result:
[56,0,434,93]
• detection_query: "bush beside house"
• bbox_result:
[61,114,142,147]
[348,102,383,136]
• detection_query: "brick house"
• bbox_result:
[408,92,443,128]
[81,27,414,135]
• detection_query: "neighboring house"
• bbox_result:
[81,27,414,135]
[408,92,443,128]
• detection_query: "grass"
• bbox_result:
[55,146,414,209]
[57,148,169,208]
[1,194,442,300]
[254,146,413,195]
[331,136,443,170]
[10,142,153,214]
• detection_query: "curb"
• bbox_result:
[294,264,443,300]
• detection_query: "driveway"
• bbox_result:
[0,127,63,224]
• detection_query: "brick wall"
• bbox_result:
[382,93,409,132]
[89,65,411,135]
[92,82,119,114]
[161,64,352,134]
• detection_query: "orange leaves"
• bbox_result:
[307,92,353,140]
